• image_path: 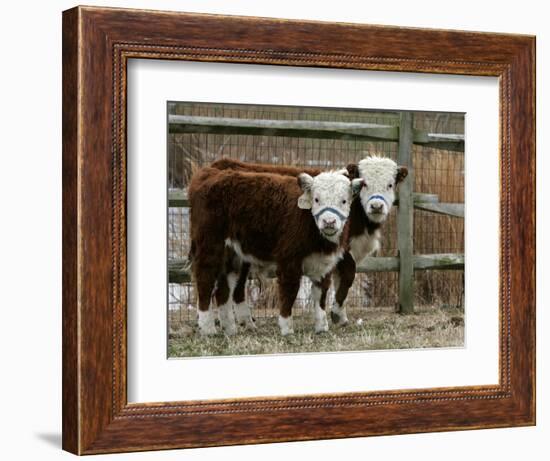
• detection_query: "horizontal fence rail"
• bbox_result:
[168,190,464,218]
[169,115,465,152]
[168,253,465,284]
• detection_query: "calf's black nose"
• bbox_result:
[323,218,336,228]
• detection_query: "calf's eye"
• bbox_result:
[342,199,347,205]
[388,183,393,189]
[314,198,319,203]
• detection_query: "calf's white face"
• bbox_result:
[356,157,408,224]
[298,171,363,243]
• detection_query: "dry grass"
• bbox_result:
[168,306,464,358]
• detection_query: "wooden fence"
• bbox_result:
[168,113,464,313]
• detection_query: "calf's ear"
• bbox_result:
[297,173,313,209]
[396,166,408,184]
[351,178,365,198]
[346,163,360,179]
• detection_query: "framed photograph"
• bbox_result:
[62,6,535,455]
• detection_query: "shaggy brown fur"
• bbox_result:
[188,167,350,325]
[210,158,323,177]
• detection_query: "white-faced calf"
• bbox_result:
[331,156,408,325]
[188,167,363,336]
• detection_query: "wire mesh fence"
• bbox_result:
[167,102,464,323]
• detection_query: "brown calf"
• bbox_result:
[188,166,361,335]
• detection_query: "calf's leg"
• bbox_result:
[311,275,331,333]
[277,269,301,336]
[330,252,356,326]
[214,271,237,336]
[193,242,224,336]
[233,262,256,329]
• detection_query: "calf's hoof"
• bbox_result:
[330,311,349,327]
[219,309,238,336]
[315,315,329,334]
[278,315,294,336]
[198,310,217,336]
[235,303,256,330]
[237,317,256,330]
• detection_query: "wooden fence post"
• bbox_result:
[397,112,415,314]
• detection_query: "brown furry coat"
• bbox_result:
[188,166,350,327]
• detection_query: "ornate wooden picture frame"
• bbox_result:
[62,6,535,455]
